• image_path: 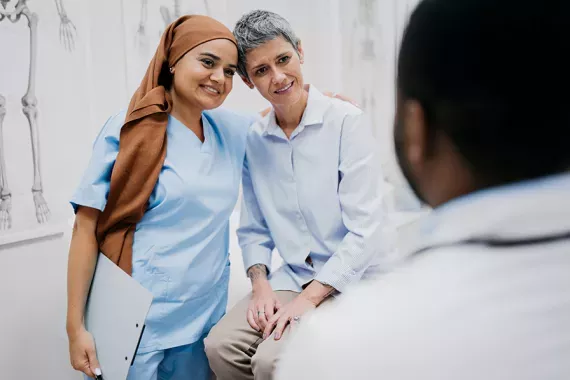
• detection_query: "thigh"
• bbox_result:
[125,350,164,380]
[204,292,263,354]
[256,291,332,358]
[158,338,211,380]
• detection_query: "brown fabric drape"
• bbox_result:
[95,15,237,275]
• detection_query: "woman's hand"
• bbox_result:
[323,91,360,108]
[247,278,282,332]
[68,326,102,378]
[262,293,316,341]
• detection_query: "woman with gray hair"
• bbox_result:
[204,10,390,380]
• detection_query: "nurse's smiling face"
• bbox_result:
[170,39,238,110]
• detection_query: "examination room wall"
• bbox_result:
[0,0,420,378]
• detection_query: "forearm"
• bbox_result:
[66,220,99,335]
[300,280,335,307]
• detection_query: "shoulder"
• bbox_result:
[326,97,363,118]
[247,112,270,138]
[93,109,127,145]
[204,107,259,135]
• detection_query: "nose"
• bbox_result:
[271,68,287,85]
[210,67,224,83]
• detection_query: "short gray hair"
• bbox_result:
[233,10,300,81]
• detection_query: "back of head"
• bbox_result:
[398,0,570,187]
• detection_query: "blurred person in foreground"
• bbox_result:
[276,0,570,379]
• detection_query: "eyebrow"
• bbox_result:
[199,52,238,70]
[251,52,290,71]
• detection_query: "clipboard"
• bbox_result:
[84,253,153,380]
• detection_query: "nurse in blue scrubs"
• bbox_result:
[66,15,257,380]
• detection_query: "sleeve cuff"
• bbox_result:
[242,245,273,275]
[315,261,363,293]
[69,185,109,214]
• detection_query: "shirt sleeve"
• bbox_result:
[69,111,125,214]
[314,113,388,292]
[236,153,276,274]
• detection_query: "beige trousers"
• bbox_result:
[204,291,305,380]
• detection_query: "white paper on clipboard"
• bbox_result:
[84,253,153,380]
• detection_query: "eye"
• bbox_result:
[201,58,214,67]
[255,66,268,76]
[278,56,290,64]
[224,69,236,77]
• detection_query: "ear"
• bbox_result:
[296,40,305,64]
[402,99,428,170]
[239,74,255,89]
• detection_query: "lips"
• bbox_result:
[201,84,221,95]
[274,81,294,94]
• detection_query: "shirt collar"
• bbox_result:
[261,84,330,138]
[403,172,570,255]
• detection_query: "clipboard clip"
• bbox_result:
[130,324,146,366]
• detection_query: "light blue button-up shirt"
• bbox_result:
[237,85,388,293]
[71,107,257,353]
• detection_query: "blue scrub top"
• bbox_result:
[71,108,257,353]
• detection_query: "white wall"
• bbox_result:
[0,0,129,379]
[0,1,423,379]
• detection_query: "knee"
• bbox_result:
[204,326,231,366]
[251,346,278,377]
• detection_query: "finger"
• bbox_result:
[66,28,73,51]
[263,311,281,339]
[86,347,101,379]
[246,309,260,331]
[72,356,94,378]
[79,358,95,378]
[265,301,275,321]
[256,303,268,330]
[70,29,76,51]
[274,316,290,341]
[274,299,283,311]
[334,94,360,108]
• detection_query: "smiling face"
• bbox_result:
[242,36,305,107]
[170,38,238,111]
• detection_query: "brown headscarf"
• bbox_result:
[95,15,237,275]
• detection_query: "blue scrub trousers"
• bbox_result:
[84,335,211,380]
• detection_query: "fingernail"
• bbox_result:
[262,333,266,339]
[275,333,280,340]
[94,368,102,376]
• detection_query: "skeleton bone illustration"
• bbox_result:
[159,0,182,30]
[54,0,76,52]
[135,0,149,55]
[0,0,75,229]
[135,0,212,53]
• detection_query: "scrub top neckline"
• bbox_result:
[169,113,213,154]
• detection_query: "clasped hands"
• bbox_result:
[247,280,316,341]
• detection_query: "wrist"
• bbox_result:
[66,320,85,338]
[252,277,271,291]
[300,281,335,307]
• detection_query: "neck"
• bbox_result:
[170,99,202,127]
[273,84,309,132]
[169,92,204,140]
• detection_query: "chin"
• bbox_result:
[199,96,225,110]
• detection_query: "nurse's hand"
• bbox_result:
[323,91,361,108]
[248,279,282,332]
[68,326,102,379]
[262,294,316,341]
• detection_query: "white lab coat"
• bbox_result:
[276,173,570,380]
